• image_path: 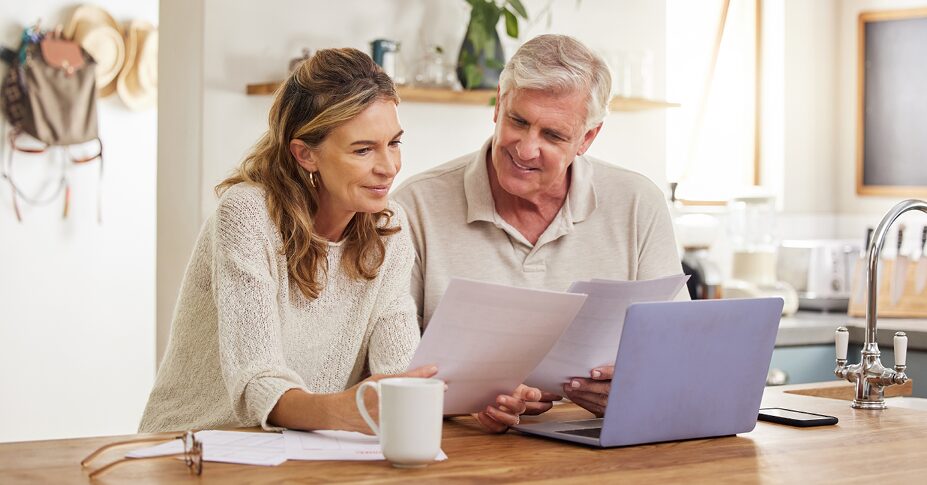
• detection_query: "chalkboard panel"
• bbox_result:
[857,9,927,196]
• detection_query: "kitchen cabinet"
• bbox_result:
[769,344,926,397]
[874,348,926,397]
[769,345,839,385]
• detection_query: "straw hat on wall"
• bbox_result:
[64,4,124,97]
[116,20,158,111]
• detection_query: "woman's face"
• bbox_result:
[298,99,403,220]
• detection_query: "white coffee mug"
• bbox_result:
[355,377,444,467]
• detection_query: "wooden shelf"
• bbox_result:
[246,82,283,95]
[246,82,497,104]
[245,82,679,111]
[397,86,498,105]
[609,96,680,111]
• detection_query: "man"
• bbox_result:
[394,34,686,419]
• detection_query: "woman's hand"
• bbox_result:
[268,365,438,434]
[346,365,440,434]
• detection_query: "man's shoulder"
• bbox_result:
[393,153,473,200]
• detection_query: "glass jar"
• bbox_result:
[728,194,778,285]
[414,45,455,89]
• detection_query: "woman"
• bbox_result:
[139,48,526,434]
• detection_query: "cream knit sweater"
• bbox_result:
[139,184,420,433]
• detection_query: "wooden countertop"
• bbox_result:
[1,382,925,483]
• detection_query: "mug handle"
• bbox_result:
[355,381,380,436]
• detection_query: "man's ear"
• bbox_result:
[492,85,501,124]
[289,140,317,172]
[577,123,603,156]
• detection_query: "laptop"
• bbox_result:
[513,297,783,447]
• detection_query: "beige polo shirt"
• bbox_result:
[393,139,686,327]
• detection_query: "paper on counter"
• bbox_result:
[126,430,286,466]
[283,430,447,461]
[407,278,588,414]
[524,275,689,395]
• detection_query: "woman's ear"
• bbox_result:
[290,140,318,172]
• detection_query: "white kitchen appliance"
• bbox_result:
[777,240,861,312]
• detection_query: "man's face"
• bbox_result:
[490,87,600,202]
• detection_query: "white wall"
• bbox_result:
[762,0,843,248]
[780,0,839,216]
[158,0,204,377]
[158,0,669,361]
[0,1,157,442]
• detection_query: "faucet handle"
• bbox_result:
[894,331,908,368]
[836,327,849,361]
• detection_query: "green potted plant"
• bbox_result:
[457,0,528,90]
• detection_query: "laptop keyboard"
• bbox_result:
[558,427,602,439]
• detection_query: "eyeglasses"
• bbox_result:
[80,430,203,479]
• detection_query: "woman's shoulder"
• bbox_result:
[385,200,409,230]
[216,183,269,219]
[218,182,266,208]
[381,200,414,257]
[213,183,275,237]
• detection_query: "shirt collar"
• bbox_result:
[463,138,598,225]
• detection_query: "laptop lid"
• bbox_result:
[513,297,782,447]
[599,297,782,447]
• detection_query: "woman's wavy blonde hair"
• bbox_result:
[216,48,401,299]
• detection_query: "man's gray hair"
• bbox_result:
[499,34,612,130]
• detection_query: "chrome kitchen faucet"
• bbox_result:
[834,199,926,409]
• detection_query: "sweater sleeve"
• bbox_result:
[367,207,422,375]
[212,188,308,430]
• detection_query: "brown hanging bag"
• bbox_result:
[1,24,103,222]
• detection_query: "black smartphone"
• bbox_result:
[757,407,838,427]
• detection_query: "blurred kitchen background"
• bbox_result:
[2,0,927,443]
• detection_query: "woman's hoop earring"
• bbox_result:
[309,172,318,188]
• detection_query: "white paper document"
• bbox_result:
[283,430,447,461]
[126,430,287,466]
[524,275,689,395]
[408,278,588,414]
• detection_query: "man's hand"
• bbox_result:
[521,385,561,415]
[562,365,613,417]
